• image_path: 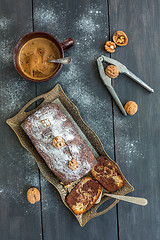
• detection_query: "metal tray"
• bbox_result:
[6,84,134,227]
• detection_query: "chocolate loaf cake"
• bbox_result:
[66,176,102,215]
[91,156,124,192]
[23,103,97,185]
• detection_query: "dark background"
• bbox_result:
[0,0,159,239]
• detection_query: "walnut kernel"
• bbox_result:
[41,119,51,127]
[124,101,138,115]
[113,31,128,46]
[52,136,65,149]
[105,65,119,78]
[105,41,116,53]
[68,159,79,170]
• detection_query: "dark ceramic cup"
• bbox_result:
[13,32,74,82]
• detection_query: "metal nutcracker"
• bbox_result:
[97,55,154,116]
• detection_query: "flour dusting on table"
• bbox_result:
[0,78,31,116]
[75,7,104,60]
[0,17,11,30]
[115,136,144,166]
[0,38,14,64]
[34,7,58,27]
[0,16,14,65]
[0,150,39,203]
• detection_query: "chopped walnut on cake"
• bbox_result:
[52,136,65,149]
[68,159,79,170]
[41,119,51,127]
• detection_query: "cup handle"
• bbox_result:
[60,38,75,51]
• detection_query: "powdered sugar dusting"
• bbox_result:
[34,4,68,35]
[75,7,103,60]
[0,38,14,64]
[77,16,97,33]
[0,16,14,65]
[0,149,39,203]
[0,17,11,30]
[115,121,144,166]
[34,7,58,27]
[0,77,32,118]
[24,103,96,183]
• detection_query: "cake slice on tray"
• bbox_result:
[66,176,102,215]
[91,156,124,192]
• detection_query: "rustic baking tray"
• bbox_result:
[6,84,134,227]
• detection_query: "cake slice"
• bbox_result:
[66,176,102,215]
[91,156,124,192]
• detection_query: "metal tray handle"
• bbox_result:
[93,199,119,217]
[19,87,58,118]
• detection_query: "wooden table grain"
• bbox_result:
[0,0,159,239]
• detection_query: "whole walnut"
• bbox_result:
[52,136,65,149]
[27,187,40,204]
[105,65,119,78]
[124,101,138,115]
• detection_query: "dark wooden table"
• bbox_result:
[0,0,159,239]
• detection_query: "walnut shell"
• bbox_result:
[104,41,116,53]
[124,101,138,115]
[52,136,65,149]
[113,31,128,46]
[105,65,119,78]
[27,187,40,204]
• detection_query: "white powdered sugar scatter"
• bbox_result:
[0,150,39,203]
[0,17,11,30]
[34,4,68,34]
[115,135,144,166]
[0,17,14,65]
[34,7,58,27]
[74,5,105,62]
[77,16,97,33]
[0,38,14,63]
[75,8,102,60]
[0,78,31,116]
[59,62,85,83]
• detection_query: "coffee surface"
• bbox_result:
[19,38,61,80]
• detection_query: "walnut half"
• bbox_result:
[113,31,128,46]
[104,41,116,53]
[68,159,79,170]
[52,136,65,149]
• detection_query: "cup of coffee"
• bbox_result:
[13,32,74,82]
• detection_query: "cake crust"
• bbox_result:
[23,103,97,185]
